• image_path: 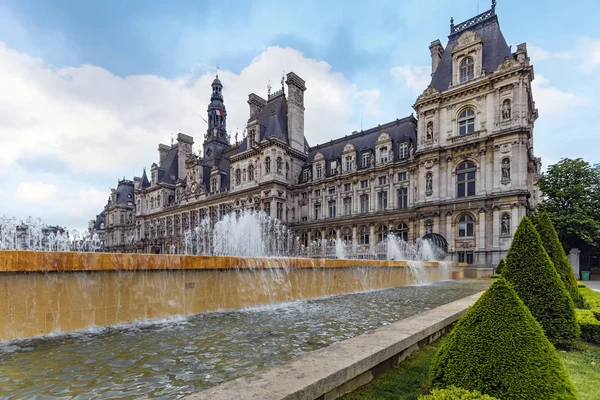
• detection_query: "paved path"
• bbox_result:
[583,280,600,292]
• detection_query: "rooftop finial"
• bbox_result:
[281,71,285,91]
[491,0,496,12]
[267,79,272,96]
[450,16,454,31]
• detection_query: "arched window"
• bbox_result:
[313,230,322,244]
[379,147,388,163]
[300,232,308,247]
[248,164,255,181]
[327,229,336,241]
[359,225,369,245]
[459,56,474,83]
[425,220,433,235]
[265,157,271,174]
[397,223,409,242]
[457,161,476,198]
[276,157,282,174]
[302,168,310,182]
[377,224,388,243]
[342,227,352,243]
[458,108,476,135]
[235,169,241,186]
[458,214,475,237]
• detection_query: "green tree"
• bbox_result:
[495,259,505,274]
[537,158,600,250]
[429,278,576,399]
[532,209,583,307]
[503,217,579,347]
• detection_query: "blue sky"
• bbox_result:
[1,0,599,231]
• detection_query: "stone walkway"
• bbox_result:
[583,280,600,292]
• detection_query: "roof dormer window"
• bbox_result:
[459,57,474,83]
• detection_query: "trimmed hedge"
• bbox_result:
[579,285,600,316]
[576,309,600,344]
[503,217,579,348]
[532,210,582,307]
[495,259,505,275]
[419,386,499,400]
[429,278,576,400]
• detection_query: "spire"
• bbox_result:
[204,73,229,161]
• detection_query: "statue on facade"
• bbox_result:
[502,100,511,120]
[502,158,511,181]
[501,214,510,235]
[426,173,433,194]
[426,123,433,141]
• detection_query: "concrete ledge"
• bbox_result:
[185,291,485,400]
[464,267,494,279]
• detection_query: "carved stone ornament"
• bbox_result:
[495,56,517,72]
[420,86,439,99]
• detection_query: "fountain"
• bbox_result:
[0,211,472,398]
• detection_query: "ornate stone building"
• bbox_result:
[92,3,541,265]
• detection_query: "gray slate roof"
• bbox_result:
[115,180,135,205]
[430,14,511,92]
[157,146,179,185]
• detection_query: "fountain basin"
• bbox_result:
[0,250,466,340]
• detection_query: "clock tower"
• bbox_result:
[203,74,229,164]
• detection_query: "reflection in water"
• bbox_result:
[0,281,489,399]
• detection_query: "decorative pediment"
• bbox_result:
[342,143,356,153]
[455,31,483,49]
[377,132,391,143]
[313,152,324,161]
[419,86,439,100]
[494,56,518,73]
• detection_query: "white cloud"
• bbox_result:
[528,45,573,62]
[14,181,58,203]
[577,37,600,73]
[390,65,430,91]
[531,74,588,117]
[0,42,383,230]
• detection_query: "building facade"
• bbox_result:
[91,4,541,265]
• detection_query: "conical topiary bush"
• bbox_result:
[503,216,579,348]
[495,259,505,274]
[532,209,582,307]
[429,278,576,400]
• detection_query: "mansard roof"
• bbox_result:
[429,10,511,92]
[306,115,417,164]
[257,94,288,143]
[115,179,135,205]
[157,145,179,185]
[93,210,106,230]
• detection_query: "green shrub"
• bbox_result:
[429,278,576,400]
[419,386,499,400]
[495,259,505,275]
[503,217,579,347]
[576,309,600,344]
[579,285,600,310]
[532,210,582,307]
[489,274,500,279]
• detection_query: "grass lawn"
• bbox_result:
[341,341,440,400]
[341,338,600,400]
[558,342,600,400]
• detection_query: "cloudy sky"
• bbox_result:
[1,0,599,231]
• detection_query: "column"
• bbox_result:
[492,209,500,248]
[446,160,453,200]
[479,152,487,195]
[337,189,342,216]
[370,182,375,212]
[336,227,341,240]
[478,209,486,251]
[352,225,357,254]
[568,248,581,279]
[369,223,375,254]
[353,185,358,214]
[321,228,327,257]
[446,214,453,252]
[511,206,519,237]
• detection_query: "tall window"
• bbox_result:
[328,187,335,194]
[300,232,308,247]
[379,146,388,163]
[276,157,282,174]
[377,224,388,243]
[344,183,351,191]
[459,56,474,83]
[362,152,370,168]
[302,168,309,182]
[265,157,271,174]
[327,229,336,241]
[398,171,408,182]
[377,191,388,211]
[378,176,387,185]
[314,203,321,219]
[328,200,336,218]
[211,177,217,192]
[342,227,352,243]
[399,142,409,159]
[345,155,352,171]
[330,160,338,175]
[458,214,475,237]
[360,179,369,188]
[316,164,323,178]
[458,108,475,135]
[343,197,352,216]
[397,188,408,209]
[359,226,369,245]
[264,201,271,216]
[248,164,255,181]
[360,194,369,214]
[276,202,283,220]
[457,251,474,264]
[235,169,241,186]
[457,161,476,198]
[397,223,409,241]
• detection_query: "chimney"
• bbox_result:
[248,93,267,120]
[177,132,194,180]
[429,40,444,75]
[158,144,170,164]
[285,72,307,153]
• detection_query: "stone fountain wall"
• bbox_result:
[0,251,465,341]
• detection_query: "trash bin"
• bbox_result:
[581,271,590,281]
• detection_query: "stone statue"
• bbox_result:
[501,215,510,235]
[426,173,433,193]
[370,152,375,167]
[502,159,510,181]
[502,100,511,120]
[409,143,414,158]
[426,123,433,141]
